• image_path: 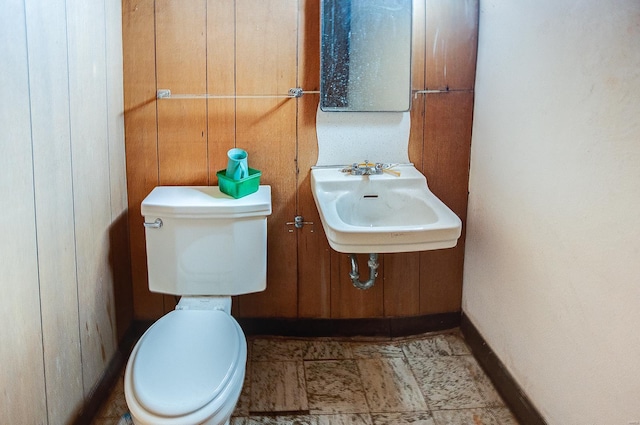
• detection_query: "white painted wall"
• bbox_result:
[463,1,640,424]
[0,0,127,423]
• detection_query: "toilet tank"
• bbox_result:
[141,186,271,296]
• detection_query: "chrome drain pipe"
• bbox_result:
[349,253,379,290]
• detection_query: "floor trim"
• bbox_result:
[237,312,461,337]
[73,322,146,425]
[460,312,547,425]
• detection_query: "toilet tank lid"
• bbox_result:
[141,185,271,218]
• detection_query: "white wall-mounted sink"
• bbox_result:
[310,164,462,253]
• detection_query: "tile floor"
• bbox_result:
[92,330,519,425]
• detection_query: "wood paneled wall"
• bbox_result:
[1,0,130,423]
[123,0,478,321]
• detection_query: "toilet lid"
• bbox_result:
[131,309,244,417]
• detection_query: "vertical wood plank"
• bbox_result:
[418,0,477,315]
[383,253,421,317]
[207,99,236,182]
[234,0,298,317]
[297,93,332,318]
[420,91,473,313]
[156,0,208,186]
[25,0,84,420]
[425,0,478,90]
[123,0,163,320]
[297,96,333,317]
[157,99,209,185]
[297,0,332,318]
[207,0,236,183]
[235,0,298,95]
[423,93,473,230]
[0,0,47,421]
[409,0,426,183]
[412,0,427,92]
[331,253,385,318]
[408,0,427,168]
[155,0,207,94]
[235,99,298,317]
[299,0,321,92]
[106,0,126,220]
[207,0,236,95]
[409,99,426,169]
[156,0,207,312]
[67,0,118,394]
[420,244,465,313]
[105,0,133,341]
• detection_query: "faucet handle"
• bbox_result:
[344,163,361,175]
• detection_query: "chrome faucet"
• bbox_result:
[350,160,384,176]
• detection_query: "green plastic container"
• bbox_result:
[217,168,261,198]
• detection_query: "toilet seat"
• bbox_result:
[127,309,245,420]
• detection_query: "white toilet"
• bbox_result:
[124,185,272,425]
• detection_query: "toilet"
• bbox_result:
[124,185,272,425]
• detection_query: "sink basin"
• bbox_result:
[310,165,462,253]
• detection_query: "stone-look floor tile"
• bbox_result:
[442,332,471,355]
[488,407,521,425]
[233,361,252,416]
[357,358,428,413]
[401,334,454,358]
[470,367,505,405]
[95,332,521,425]
[349,341,405,359]
[305,360,369,414]
[303,340,353,360]
[252,338,352,361]
[231,415,318,425]
[317,413,374,425]
[459,355,506,406]
[408,355,504,410]
[249,361,308,413]
[251,338,307,361]
[371,411,435,425]
[432,408,501,425]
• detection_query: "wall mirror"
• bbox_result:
[320,0,412,112]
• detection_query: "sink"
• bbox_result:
[310,165,462,253]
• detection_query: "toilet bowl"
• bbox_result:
[124,308,246,425]
[124,186,272,425]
